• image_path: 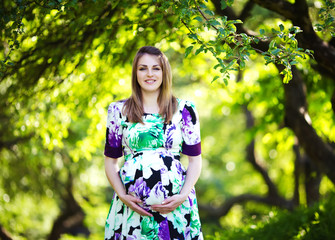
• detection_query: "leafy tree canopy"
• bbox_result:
[0,0,334,239]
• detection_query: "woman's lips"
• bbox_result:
[145,79,156,84]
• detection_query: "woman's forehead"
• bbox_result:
[137,54,161,66]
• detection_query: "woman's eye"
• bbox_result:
[139,68,146,71]
[153,68,161,70]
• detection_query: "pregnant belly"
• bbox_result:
[120,151,186,208]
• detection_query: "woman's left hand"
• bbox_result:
[151,194,188,214]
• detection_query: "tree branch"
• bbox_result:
[251,0,335,79]
[211,0,269,53]
[199,193,279,218]
[0,133,35,150]
[211,0,335,80]
[239,0,256,22]
[251,0,296,19]
[243,106,292,209]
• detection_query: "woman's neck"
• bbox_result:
[142,91,160,113]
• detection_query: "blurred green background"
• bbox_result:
[1,0,335,239]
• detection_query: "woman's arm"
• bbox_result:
[151,154,202,214]
[105,156,153,217]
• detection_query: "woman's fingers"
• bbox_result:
[120,194,188,216]
[120,194,153,217]
[151,195,186,214]
[131,204,152,217]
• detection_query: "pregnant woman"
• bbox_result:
[104,46,203,239]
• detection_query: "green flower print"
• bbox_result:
[140,216,160,239]
[128,117,165,151]
[104,100,203,239]
[168,206,188,234]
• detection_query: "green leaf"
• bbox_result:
[239,60,246,70]
[223,74,229,85]
[271,28,280,34]
[270,48,281,55]
[259,28,265,35]
[279,24,284,31]
[211,75,220,83]
[269,40,277,49]
[220,0,228,10]
[195,45,204,55]
[226,59,237,70]
[204,9,215,16]
[280,66,293,83]
[194,16,203,22]
[283,69,292,83]
[264,56,272,65]
[229,19,243,24]
[214,64,221,69]
[185,46,193,57]
[210,19,221,26]
[189,33,198,40]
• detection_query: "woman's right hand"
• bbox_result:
[119,194,153,217]
[105,157,152,217]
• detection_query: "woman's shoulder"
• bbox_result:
[108,99,127,113]
[176,98,197,110]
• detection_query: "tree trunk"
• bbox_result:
[303,155,322,205]
[283,66,335,184]
[0,225,12,240]
[48,175,89,240]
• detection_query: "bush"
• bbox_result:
[206,192,335,240]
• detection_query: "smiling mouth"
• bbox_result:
[145,79,156,84]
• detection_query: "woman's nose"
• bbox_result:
[147,69,153,76]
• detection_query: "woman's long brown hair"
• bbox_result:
[123,46,177,123]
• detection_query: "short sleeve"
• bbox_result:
[181,101,201,156]
[104,102,123,158]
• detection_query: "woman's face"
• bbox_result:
[136,54,163,95]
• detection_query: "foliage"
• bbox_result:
[260,25,313,83]
[0,0,72,75]
[206,192,335,240]
[2,0,316,83]
[0,0,334,239]
[156,0,313,84]
[314,0,335,38]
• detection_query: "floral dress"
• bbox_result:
[104,99,203,240]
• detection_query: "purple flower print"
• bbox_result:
[184,226,191,239]
[188,196,193,207]
[165,124,176,149]
[172,161,185,177]
[158,219,170,240]
[182,107,192,128]
[145,181,168,205]
[153,181,168,199]
[108,125,121,147]
[104,100,203,239]
[126,236,138,240]
[181,104,200,146]
[107,104,122,147]
[128,177,150,200]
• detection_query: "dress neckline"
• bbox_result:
[143,112,160,115]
